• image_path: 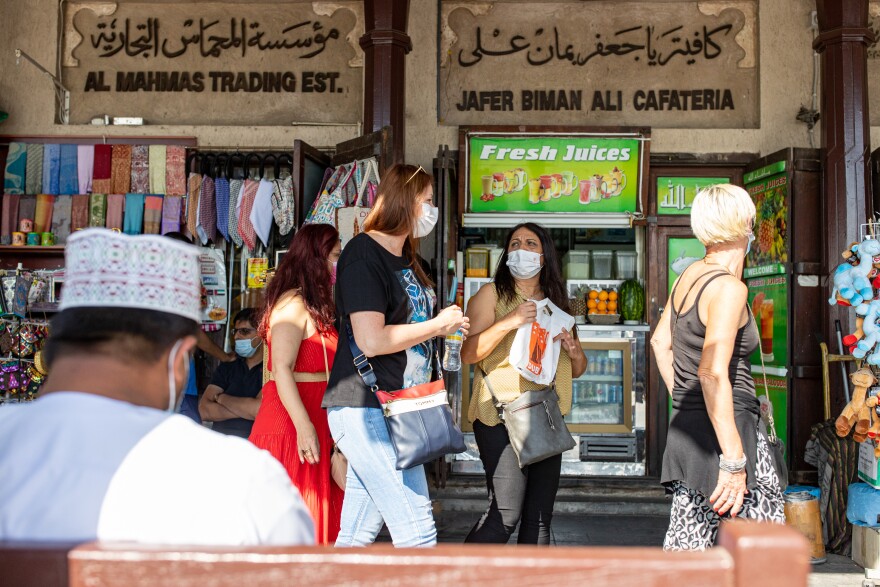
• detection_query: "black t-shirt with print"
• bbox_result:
[322,233,435,409]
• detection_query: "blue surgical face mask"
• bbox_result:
[745,232,755,257]
[235,337,261,358]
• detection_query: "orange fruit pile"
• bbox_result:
[586,288,619,315]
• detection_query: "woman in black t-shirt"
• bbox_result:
[323,164,469,547]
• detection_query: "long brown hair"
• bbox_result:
[258,224,338,338]
[363,163,434,287]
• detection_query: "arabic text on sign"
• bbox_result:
[457,23,734,68]
[89,18,341,60]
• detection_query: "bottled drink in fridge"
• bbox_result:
[443,330,463,371]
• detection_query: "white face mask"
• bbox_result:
[167,339,189,413]
[506,249,543,279]
[413,203,439,238]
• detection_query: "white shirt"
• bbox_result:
[0,392,314,545]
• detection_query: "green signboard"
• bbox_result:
[667,238,706,295]
[657,177,730,216]
[467,135,641,213]
[746,274,789,370]
[745,167,789,271]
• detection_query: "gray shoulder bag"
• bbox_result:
[479,367,576,467]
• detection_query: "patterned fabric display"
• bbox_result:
[165,146,186,195]
[214,177,230,240]
[227,179,244,247]
[1,195,20,245]
[25,144,43,195]
[143,195,163,234]
[123,193,146,235]
[34,195,55,233]
[149,145,167,195]
[42,145,61,195]
[161,195,182,235]
[70,195,90,232]
[130,145,150,193]
[237,179,259,250]
[111,145,132,194]
[105,194,125,231]
[88,193,106,228]
[197,175,216,244]
[77,145,95,195]
[58,144,79,195]
[18,195,36,227]
[186,172,201,238]
[91,145,112,193]
[250,178,274,247]
[51,195,72,243]
[3,142,27,194]
[59,228,202,322]
[272,175,295,235]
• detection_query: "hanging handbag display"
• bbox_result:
[750,306,789,491]
[479,367,576,468]
[304,163,357,226]
[345,321,466,470]
[336,157,379,248]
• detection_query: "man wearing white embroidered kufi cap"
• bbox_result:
[0,229,314,545]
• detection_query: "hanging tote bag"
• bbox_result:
[336,158,380,248]
[479,367,576,468]
[344,321,466,470]
[304,163,357,226]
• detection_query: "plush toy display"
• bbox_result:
[853,300,880,365]
[829,238,880,307]
[836,368,877,438]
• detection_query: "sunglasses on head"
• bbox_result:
[405,165,426,185]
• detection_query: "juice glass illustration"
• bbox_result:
[562,171,577,195]
[588,174,605,203]
[481,175,493,197]
[504,170,516,193]
[539,175,556,202]
[492,172,505,197]
[552,174,564,198]
[760,299,775,362]
[578,179,591,204]
[528,178,541,204]
[514,168,528,191]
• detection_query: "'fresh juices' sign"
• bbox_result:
[466,135,642,213]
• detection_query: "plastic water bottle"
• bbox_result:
[443,330,463,371]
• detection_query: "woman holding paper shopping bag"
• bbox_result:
[461,222,587,545]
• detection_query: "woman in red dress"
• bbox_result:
[249,224,343,544]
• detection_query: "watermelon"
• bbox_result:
[619,279,644,322]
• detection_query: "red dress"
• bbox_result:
[249,329,343,545]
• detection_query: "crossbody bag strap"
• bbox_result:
[319,331,329,380]
[747,305,780,444]
[478,365,504,421]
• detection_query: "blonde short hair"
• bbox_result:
[690,184,756,247]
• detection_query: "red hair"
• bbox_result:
[258,224,338,338]
[363,163,434,287]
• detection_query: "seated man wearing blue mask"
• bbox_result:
[0,229,313,545]
[199,308,264,438]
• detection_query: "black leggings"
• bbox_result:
[464,420,562,545]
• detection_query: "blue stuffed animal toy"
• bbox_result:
[853,299,880,365]
[829,238,880,307]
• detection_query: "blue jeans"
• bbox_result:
[327,406,436,547]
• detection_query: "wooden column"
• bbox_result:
[361,0,411,164]
[815,0,875,411]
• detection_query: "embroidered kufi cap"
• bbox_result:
[59,228,201,322]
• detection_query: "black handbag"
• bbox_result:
[345,322,466,470]
[480,367,576,468]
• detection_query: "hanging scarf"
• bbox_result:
[149,145,167,195]
[41,144,61,195]
[77,145,95,195]
[228,179,244,247]
[250,178,275,247]
[58,144,79,195]
[25,144,43,195]
[123,193,146,235]
[0,194,20,244]
[105,194,125,231]
[110,145,132,194]
[237,179,259,251]
[215,177,230,241]
[165,146,186,196]
[3,142,26,194]
[161,195,182,234]
[88,193,106,227]
[197,175,216,244]
[34,194,55,233]
[143,195,163,234]
[70,194,90,232]
[186,172,201,239]
[272,175,295,235]
[130,145,150,193]
[51,195,72,243]
[91,144,113,193]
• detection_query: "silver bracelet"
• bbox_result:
[719,455,747,473]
